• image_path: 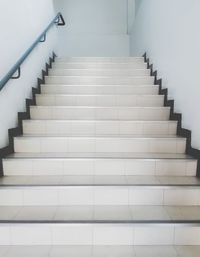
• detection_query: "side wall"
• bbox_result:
[0,0,57,148]
[54,0,132,56]
[131,0,200,149]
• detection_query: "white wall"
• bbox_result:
[0,0,57,148]
[130,0,200,149]
[54,0,133,56]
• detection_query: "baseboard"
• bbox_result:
[143,53,200,177]
[0,52,56,176]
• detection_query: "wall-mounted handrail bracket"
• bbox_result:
[40,33,46,43]
[11,67,21,79]
[0,12,65,90]
[54,14,65,26]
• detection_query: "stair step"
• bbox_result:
[13,136,186,154]
[35,94,164,107]
[0,245,199,257]
[56,57,145,63]
[3,155,197,176]
[0,223,199,246]
[23,120,177,136]
[1,205,200,222]
[0,176,199,186]
[45,76,154,85]
[0,185,200,206]
[52,62,148,69]
[49,68,151,77]
[30,106,170,120]
[41,84,159,95]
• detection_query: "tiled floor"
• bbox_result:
[0,245,199,257]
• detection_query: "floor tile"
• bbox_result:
[14,206,57,221]
[49,245,93,257]
[130,206,171,221]
[93,245,136,257]
[54,206,93,221]
[134,246,178,257]
[175,246,200,257]
[94,206,131,221]
[5,246,50,257]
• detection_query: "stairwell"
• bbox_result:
[0,57,200,256]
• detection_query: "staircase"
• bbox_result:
[1,57,200,256]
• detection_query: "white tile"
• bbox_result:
[23,121,46,135]
[32,159,63,176]
[163,189,199,205]
[15,206,56,221]
[0,189,23,206]
[134,246,178,257]
[3,160,33,176]
[175,246,200,257]
[174,227,200,245]
[0,246,8,256]
[155,160,187,176]
[58,187,93,205]
[52,225,93,245]
[23,188,58,206]
[129,188,163,205]
[125,160,155,176]
[94,187,128,205]
[63,159,94,175]
[93,225,134,245]
[6,246,50,257]
[55,206,93,220]
[93,245,135,257]
[14,138,41,153]
[10,225,51,245]
[186,161,198,176]
[94,159,124,175]
[41,138,68,153]
[134,226,174,245]
[49,245,92,257]
[0,226,11,245]
[69,138,95,152]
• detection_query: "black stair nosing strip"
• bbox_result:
[4,156,196,160]
[0,52,57,177]
[143,53,200,177]
[0,184,200,188]
[0,220,200,225]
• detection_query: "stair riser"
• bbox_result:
[3,159,197,176]
[41,85,159,95]
[35,95,164,107]
[0,224,199,246]
[52,63,148,69]
[49,69,150,77]
[0,186,199,206]
[45,76,154,85]
[56,57,144,63]
[23,121,177,136]
[14,137,186,154]
[30,107,170,121]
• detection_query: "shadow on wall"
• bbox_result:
[135,0,142,14]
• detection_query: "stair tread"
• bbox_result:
[15,135,184,139]
[0,175,199,186]
[0,245,199,257]
[1,205,200,223]
[6,152,193,159]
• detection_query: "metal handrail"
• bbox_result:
[0,12,65,91]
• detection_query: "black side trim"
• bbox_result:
[143,53,200,177]
[0,52,56,176]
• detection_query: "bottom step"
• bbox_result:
[0,223,200,245]
[0,245,199,257]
